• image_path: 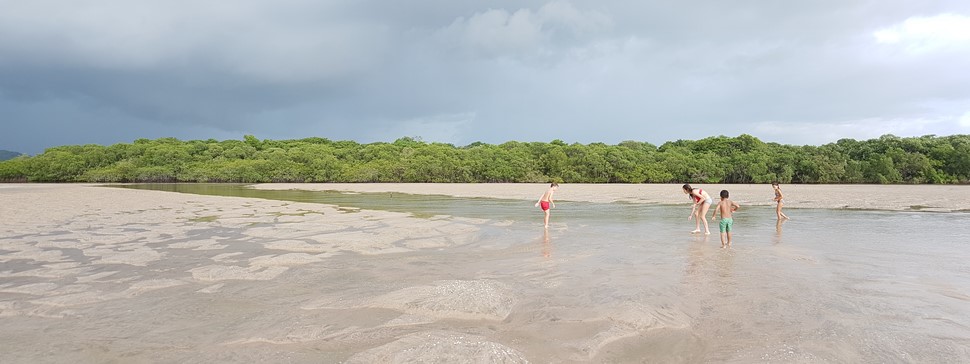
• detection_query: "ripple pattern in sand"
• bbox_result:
[367,280,517,321]
[346,331,529,364]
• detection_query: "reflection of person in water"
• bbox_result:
[714,244,735,279]
[685,234,709,278]
[541,229,552,258]
[773,219,786,245]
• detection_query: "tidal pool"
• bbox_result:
[1,184,968,363]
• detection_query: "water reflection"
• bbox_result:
[540,229,552,258]
[773,219,786,245]
[94,183,970,362]
[684,235,709,279]
[714,249,735,279]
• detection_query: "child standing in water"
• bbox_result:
[772,182,790,220]
[535,183,558,228]
[710,189,741,248]
[682,183,712,234]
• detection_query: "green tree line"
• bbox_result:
[1,134,969,184]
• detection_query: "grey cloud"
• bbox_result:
[0,1,389,83]
[434,2,611,59]
[2,0,969,154]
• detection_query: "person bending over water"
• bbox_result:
[683,183,712,234]
[535,183,558,228]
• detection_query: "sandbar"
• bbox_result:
[254,183,970,212]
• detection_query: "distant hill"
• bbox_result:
[0,150,23,161]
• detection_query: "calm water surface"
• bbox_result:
[99,184,970,361]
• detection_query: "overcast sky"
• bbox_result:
[2,1,970,154]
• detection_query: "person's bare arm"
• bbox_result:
[688,192,700,219]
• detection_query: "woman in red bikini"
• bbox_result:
[682,183,713,234]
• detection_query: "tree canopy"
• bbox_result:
[2,134,968,184]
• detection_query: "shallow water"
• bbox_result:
[3,184,970,363]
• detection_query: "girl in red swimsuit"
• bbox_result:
[682,183,713,234]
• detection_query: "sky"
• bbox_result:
[2,1,970,155]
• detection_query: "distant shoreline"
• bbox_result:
[251,183,970,213]
[3,182,967,213]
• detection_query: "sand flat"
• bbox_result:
[0,184,488,323]
[253,183,970,212]
[2,183,968,363]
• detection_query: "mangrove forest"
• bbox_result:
[1,134,969,184]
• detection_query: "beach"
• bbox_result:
[0,184,495,362]
[1,183,969,363]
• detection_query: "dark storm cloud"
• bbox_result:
[1,0,969,154]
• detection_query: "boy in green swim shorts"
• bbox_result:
[710,190,741,248]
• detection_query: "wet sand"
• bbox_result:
[253,183,970,212]
[1,184,969,363]
[0,184,496,362]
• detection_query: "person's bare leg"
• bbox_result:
[726,231,732,247]
[777,202,789,220]
[700,203,711,234]
[720,232,727,248]
[544,210,550,228]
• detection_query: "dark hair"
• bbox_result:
[550,182,559,187]
[720,190,729,198]
[682,183,692,193]
[771,182,779,186]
